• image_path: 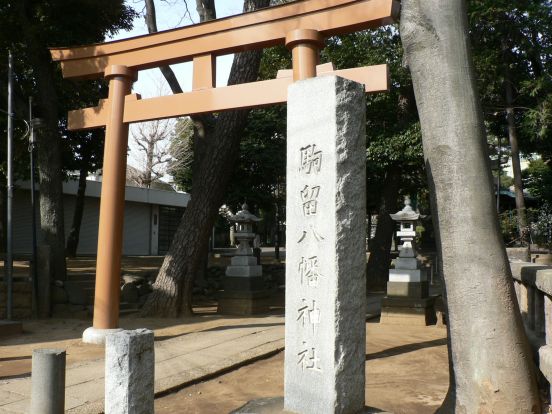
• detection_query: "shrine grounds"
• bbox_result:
[0,310,448,414]
[0,253,452,413]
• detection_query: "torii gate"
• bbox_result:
[50,0,397,344]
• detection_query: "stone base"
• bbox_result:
[82,327,123,345]
[217,291,270,315]
[0,320,23,338]
[386,281,428,298]
[222,276,266,291]
[230,397,391,414]
[380,296,437,326]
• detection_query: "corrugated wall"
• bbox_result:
[13,189,153,255]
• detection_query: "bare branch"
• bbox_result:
[143,0,184,94]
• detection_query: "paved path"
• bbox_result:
[0,295,383,414]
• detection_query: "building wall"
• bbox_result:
[13,189,154,256]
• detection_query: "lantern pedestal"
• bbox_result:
[380,197,436,326]
[217,205,270,315]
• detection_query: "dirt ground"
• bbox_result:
[1,317,448,413]
[154,321,449,414]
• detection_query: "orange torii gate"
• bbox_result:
[50,0,398,343]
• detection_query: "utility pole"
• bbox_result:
[497,134,501,213]
[29,98,39,318]
[6,51,14,320]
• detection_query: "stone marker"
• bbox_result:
[30,348,66,414]
[284,75,367,414]
[105,329,154,414]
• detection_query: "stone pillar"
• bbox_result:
[30,348,66,414]
[105,329,154,414]
[284,75,366,414]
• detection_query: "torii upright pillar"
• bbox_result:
[83,65,137,344]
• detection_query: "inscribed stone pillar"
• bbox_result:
[284,75,367,414]
[105,329,154,414]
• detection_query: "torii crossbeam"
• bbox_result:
[49,0,398,343]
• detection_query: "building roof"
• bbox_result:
[17,179,190,208]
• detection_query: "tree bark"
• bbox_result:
[17,2,67,287]
[505,78,530,259]
[401,0,540,412]
[66,163,88,258]
[196,0,216,21]
[32,50,67,284]
[366,168,400,291]
[142,0,270,317]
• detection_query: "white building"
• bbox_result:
[13,179,190,256]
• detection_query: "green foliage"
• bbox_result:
[532,202,552,252]
[523,158,552,203]
[468,0,552,158]
[499,210,521,245]
[324,28,425,211]
[0,1,136,180]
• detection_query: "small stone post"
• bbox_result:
[285,75,367,413]
[30,348,66,414]
[105,329,154,414]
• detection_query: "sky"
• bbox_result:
[108,0,247,178]
[108,0,245,98]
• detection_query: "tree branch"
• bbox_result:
[144,0,184,94]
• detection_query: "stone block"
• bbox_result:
[217,295,270,315]
[386,281,428,298]
[105,329,154,414]
[394,257,418,270]
[380,296,437,326]
[285,76,366,414]
[225,265,262,278]
[539,345,552,383]
[231,256,259,266]
[381,296,435,308]
[222,276,266,292]
[389,268,426,282]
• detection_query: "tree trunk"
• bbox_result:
[66,164,88,258]
[400,0,541,412]
[142,0,270,317]
[505,78,530,260]
[33,50,67,283]
[366,169,400,291]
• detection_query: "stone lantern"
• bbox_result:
[380,196,436,325]
[217,204,270,315]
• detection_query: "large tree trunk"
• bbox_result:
[366,168,400,291]
[142,0,270,317]
[400,0,540,412]
[505,78,530,259]
[66,164,88,258]
[18,0,67,288]
[33,50,67,284]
